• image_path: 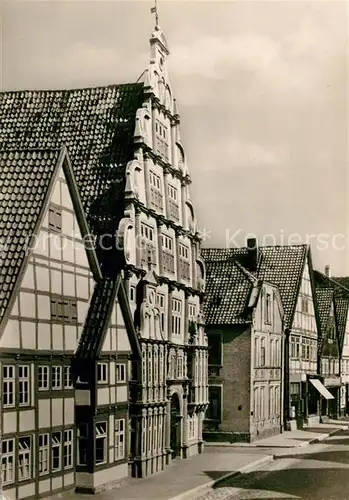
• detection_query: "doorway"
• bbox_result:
[170,393,181,459]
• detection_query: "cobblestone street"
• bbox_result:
[193,430,349,500]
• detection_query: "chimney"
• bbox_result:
[246,237,258,272]
[325,265,331,278]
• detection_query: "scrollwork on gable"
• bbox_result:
[125,159,143,199]
[116,217,134,265]
[134,107,152,147]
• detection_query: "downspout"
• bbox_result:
[284,328,290,430]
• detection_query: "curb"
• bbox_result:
[169,455,274,500]
[274,425,349,460]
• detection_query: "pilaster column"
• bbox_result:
[184,290,190,345]
[167,283,175,343]
[157,219,164,276]
[170,121,176,167]
[143,152,151,208]
[163,166,170,220]
[165,398,171,464]
[135,206,142,268]
[182,392,189,458]
[181,179,186,230]
[175,227,181,283]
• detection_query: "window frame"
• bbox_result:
[63,429,74,470]
[97,362,108,384]
[2,438,15,485]
[51,431,62,472]
[52,365,62,390]
[38,365,50,391]
[38,433,50,476]
[18,435,32,482]
[116,363,126,384]
[3,364,16,408]
[48,204,62,232]
[95,421,107,465]
[18,364,30,407]
[114,418,125,461]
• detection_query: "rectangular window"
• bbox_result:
[155,120,169,160]
[156,293,165,334]
[149,170,163,210]
[64,429,73,469]
[116,363,126,383]
[77,423,88,466]
[38,365,50,391]
[97,363,108,383]
[48,204,62,232]
[18,436,31,481]
[254,337,259,367]
[161,234,175,273]
[179,243,190,280]
[265,293,272,324]
[168,184,179,221]
[52,366,62,390]
[140,222,156,265]
[114,418,125,461]
[2,438,15,485]
[208,334,222,365]
[260,338,266,367]
[3,365,15,407]
[64,365,73,389]
[301,296,309,313]
[50,295,77,324]
[206,386,222,420]
[39,433,49,476]
[95,422,107,465]
[19,365,30,406]
[176,356,184,379]
[188,303,197,319]
[51,432,62,472]
[171,298,182,335]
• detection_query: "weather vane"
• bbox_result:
[150,0,159,28]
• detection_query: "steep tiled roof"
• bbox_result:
[0,149,61,324]
[75,277,120,360]
[0,85,144,241]
[204,259,254,325]
[315,287,333,353]
[314,270,349,351]
[332,276,349,291]
[202,245,308,329]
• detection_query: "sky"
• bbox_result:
[1,0,348,275]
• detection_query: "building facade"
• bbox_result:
[0,18,208,498]
[122,22,209,478]
[202,250,284,442]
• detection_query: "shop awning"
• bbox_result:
[309,378,334,400]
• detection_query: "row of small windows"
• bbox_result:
[77,419,125,466]
[155,120,168,139]
[96,362,127,384]
[254,337,281,368]
[129,287,197,337]
[149,171,161,190]
[2,429,73,485]
[290,336,317,360]
[2,365,73,408]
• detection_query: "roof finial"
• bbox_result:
[150,0,159,28]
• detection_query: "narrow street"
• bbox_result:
[195,430,349,500]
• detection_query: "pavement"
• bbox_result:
[61,421,349,500]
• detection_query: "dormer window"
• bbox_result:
[149,170,163,211]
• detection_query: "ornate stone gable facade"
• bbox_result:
[120,23,209,478]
